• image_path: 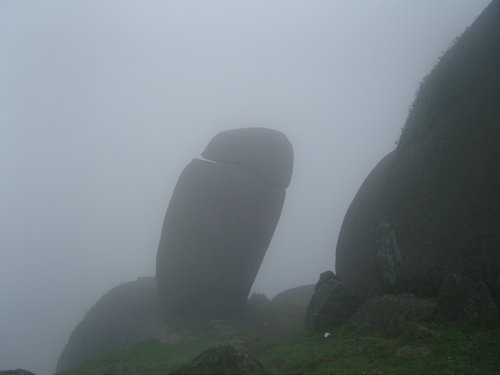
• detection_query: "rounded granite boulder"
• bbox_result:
[202,127,294,189]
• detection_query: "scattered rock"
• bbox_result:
[305,271,360,331]
[343,294,437,335]
[272,284,315,306]
[206,320,237,337]
[435,273,498,322]
[409,324,440,339]
[335,152,394,299]
[157,128,293,314]
[169,342,266,375]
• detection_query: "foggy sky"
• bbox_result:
[0,1,490,374]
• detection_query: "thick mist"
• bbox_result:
[0,1,490,374]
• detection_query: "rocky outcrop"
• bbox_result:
[156,128,293,314]
[56,277,166,373]
[169,342,266,375]
[334,1,500,306]
[374,0,500,297]
[272,284,315,306]
[343,294,437,335]
[305,271,360,331]
[436,273,498,322]
[335,152,394,299]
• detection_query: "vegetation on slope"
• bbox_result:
[59,300,499,375]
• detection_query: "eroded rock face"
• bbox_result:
[56,278,166,373]
[157,128,293,313]
[335,152,394,299]
[305,271,360,331]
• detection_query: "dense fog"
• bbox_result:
[0,1,490,374]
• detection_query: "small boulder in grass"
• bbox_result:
[343,293,437,335]
[435,273,498,322]
[169,342,266,375]
[305,271,360,331]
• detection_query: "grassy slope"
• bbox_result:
[60,302,499,375]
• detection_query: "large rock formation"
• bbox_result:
[375,0,500,296]
[335,151,394,299]
[156,128,293,313]
[334,1,500,305]
[56,277,166,373]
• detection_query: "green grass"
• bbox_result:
[261,320,500,375]
[61,305,499,375]
[59,337,225,375]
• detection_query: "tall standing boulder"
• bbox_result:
[156,128,293,314]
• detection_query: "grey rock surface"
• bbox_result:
[335,152,394,300]
[343,293,437,335]
[336,1,500,303]
[169,342,266,375]
[375,0,500,296]
[305,271,360,331]
[202,127,293,189]
[0,370,37,375]
[56,277,166,373]
[436,273,498,322]
[374,221,406,293]
[272,284,315,307]
[157,128,293,314]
